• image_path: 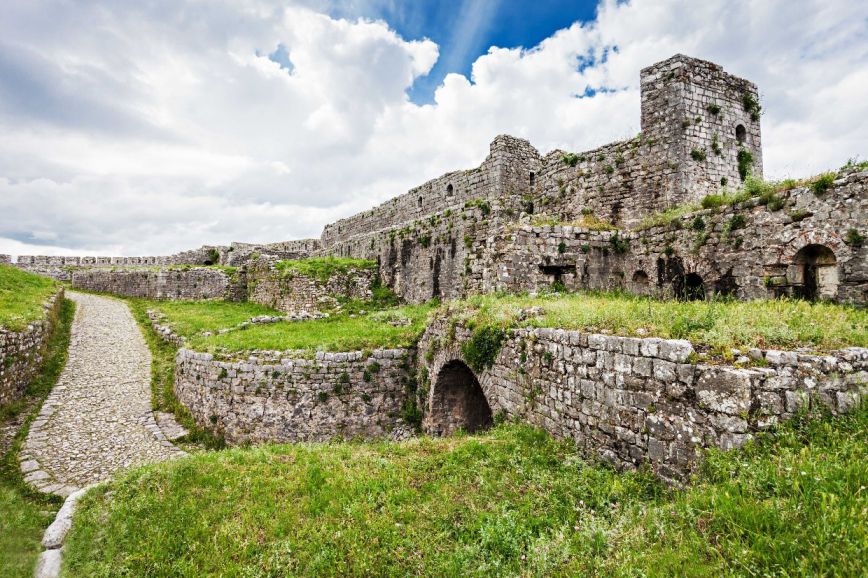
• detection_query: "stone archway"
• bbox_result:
[427,360,492,436]
[792,244,837,300]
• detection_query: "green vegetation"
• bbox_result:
[144,298,436,355]
[0,265,59,331]
[275,257,376,282]
[811,172,836,196]
[126,299,227,450]
[706,103,721,115]
[461,325,507,372]
[690,148,707,162]
[737,148,754,181]
[841,157,868,171]
[64,408,868,577]
[561,152,580,167]
[529,213,618,232]
[464,199,492,217]
[0,298,74,577]
[845,228,865,247]
[441,291,866,358]
[742,92,762,121]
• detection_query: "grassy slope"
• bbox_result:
[144,299,436,354]
[0,265,58,331]
[64,408,867,577]
[0,298,75,577]
[125,299,226,450]
[452,292,867,357]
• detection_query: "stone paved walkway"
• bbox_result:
[20,292,184,497]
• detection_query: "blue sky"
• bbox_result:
[329,0,600,103]
[1,0,866,256]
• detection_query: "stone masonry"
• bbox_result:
[70,267,244,301]
[418,320,868,483]
[0,289,63,407]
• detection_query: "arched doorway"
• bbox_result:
[428,360,492,436]
[792,244,837,300]
[675,273,705,301]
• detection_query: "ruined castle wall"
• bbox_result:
[419,322,867,483]
[174,348,412,444]
[247,258,375,314]
[491,169,866,304]
[526,55,762,229]
[70,268,238,300]
[320,135,540,251]
[0,255,10,265]
[0,290,63,407]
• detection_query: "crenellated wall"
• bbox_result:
[418,320,868,483]
[0,289,63,407]
[174,348,413,444]
[70,268,243,301]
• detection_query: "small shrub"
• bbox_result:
[845,229,865,247]
[690,148,707,162]
[581,207,593,216]
[317,391,329,403]
[706,103,721,115]
[461,325,507,373]
[521,196,534,215]
[811,173,836,196]
[711,134,722,156]
[726,214,747,233]
[580,244,590,253]
[789,209,811,222]
[690,216,705,232]
[361,392,371,402]
[557,241,567,254]
[765,195,785,211]
[562,153,580,167]
[604,165,615,175]
[737,148,753,181]
[218,367,228,379]
[681,119,691,129]
[615,154,625,167]
[720,176,728,186]
[418,234,431,248]
[610,233,630,254]
[742,92,762,121]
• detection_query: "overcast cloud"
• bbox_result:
[1,0,866,256]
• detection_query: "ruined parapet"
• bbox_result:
[0,254,10,265]
[70,267,239,300]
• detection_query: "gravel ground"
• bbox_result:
[20,292,184,497]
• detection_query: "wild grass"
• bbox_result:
[0,265,59,331]
[275,257,377,282]
[529,213,618,231]
[142,298,436,355]
[125,299,226,450]
[63,407,868,577]
[445,291,867,357]
[0,298,74,577]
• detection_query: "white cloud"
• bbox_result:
[0,0,865,257]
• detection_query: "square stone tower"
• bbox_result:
[640,54,763,207]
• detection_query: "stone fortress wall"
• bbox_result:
[0,289,63,407]
[174,348,412,444]
[70,268,244,301]
[418,320,867,482]
[246,257,375,315]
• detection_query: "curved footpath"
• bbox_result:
[19,292,187,577]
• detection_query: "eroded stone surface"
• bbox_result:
[21,292,183,494]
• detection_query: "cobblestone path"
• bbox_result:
[20,292,184,497]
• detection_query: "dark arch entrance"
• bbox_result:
[793,244,837,300]
[675,272,705,301]
[428,360,492,436]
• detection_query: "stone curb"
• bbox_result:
[33,485,94,578]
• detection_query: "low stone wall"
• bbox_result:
[247,258,375,314]
[0,289,63,407]
[71,268,240,300]
[0,254,10,265]
[174,348,413,444]
[419,321,867,483]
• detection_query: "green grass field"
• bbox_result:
[0,298,75,577]
[142,290,865,359]
[448,291,867,358]
[62,407,868,577]
[0,265,59,331]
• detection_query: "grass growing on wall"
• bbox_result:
[125,299,226,450]
[139,299,280,336]
[62,407,868,577]
[445,291,867,357]
[0,265,59,331]
[0,298,74,578]
[275,257,377,282]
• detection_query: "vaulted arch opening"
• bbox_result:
[735,124,747,143]
[428,360,492,436]
[675,272,705,301]
[446,183,454,197]
[792,244,837,301]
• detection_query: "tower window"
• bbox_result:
[446,183,454,197]
[418,196,423,208]
[529,172,535,186]
[735,124,747,143]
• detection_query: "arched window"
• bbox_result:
[529,172,535,186]
[792,244,837,300]
[735,124,747,143]
[446,183,454,197]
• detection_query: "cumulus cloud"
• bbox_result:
[0,0,865,256]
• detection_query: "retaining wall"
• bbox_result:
[0,289,63,407]
[174,348,413,444]
[71,268,240,300]
[419,321,867,483]
[247,258,375,314]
